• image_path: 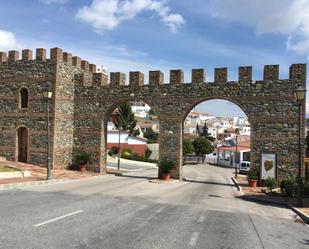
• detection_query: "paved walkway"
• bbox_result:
[235,174,309,217]
[0,159,101,185]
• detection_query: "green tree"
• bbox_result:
[200,122,215,142]
[183,138,194,155]
[193,137,214,158]
[200,122,208,137]
[196,123,200,135]
[143,128,159,143]
[113,102,140,170]
[113,103,140,136]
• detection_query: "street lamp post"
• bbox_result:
[235,135,238,178]
[117,129,121,171]
[42,90,53,180]
[294,87,306,207]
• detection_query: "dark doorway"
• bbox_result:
[17,127,28,163]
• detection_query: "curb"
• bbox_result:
[241,195,309,225]
[0,174,109,191]
[149,179,182,184]
[287,204,309,225]
[231,177,309,225]
[0,178,76,190]
[231,176,244,195]
[106,166,144,173]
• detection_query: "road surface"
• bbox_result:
[107,160,157,172]
[0,164,308,249]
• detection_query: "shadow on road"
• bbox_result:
[236,195,287,208]
[185,179,235,188]
[113,174,157,181]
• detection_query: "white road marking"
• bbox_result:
[189,232,200,247]
[34,210,84,227]
[156,206,166,213]
[133,206,167,232]
[197,215,204,224]
[137,204,149,211]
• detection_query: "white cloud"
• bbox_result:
[76,0,185,33]
[39,0,68,4]
[0,30,22,51]
[212,0,309,59]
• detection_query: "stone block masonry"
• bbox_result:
[0,47,306,180]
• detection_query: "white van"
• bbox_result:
[239,161,250,174]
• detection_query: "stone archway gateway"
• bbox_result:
[0,48,306,180]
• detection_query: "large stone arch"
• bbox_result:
[181,97,253,175]
[98,97,161,173]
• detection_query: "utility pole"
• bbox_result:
[235,135,238,178]
[117,129,121,171]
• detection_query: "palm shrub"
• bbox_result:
[280,177,296,197]
[159,159,175,173]
[74,152,91,166]
[247,167,258,180]
[265,177,278,191]
[303,181,309,195]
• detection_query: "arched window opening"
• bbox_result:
[20,88,28,109]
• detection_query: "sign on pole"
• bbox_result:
[261,153,277,179]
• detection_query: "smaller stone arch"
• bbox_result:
[101,98,160,173]
[19,87,29,109]
[182,97,252,172]
[16,126,29,163]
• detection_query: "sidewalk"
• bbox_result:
[107,155,157,167]
[233,174,309,223]
[0,159,104,186]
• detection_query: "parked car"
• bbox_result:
[239,161,250,174]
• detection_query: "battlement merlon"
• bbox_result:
[0,47,97,72]
[22,49,32,61]
[290,64,307,86]
[99,64,306,86]
[36,48,47,60]
[0,52,7,63]
[63,52,72,64]
[0,48,306,85]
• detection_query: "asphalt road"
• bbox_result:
[0,164,308,249]
[107,161,157,172]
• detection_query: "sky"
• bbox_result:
[1,0,309,117]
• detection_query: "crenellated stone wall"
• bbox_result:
[0,47,306,180]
